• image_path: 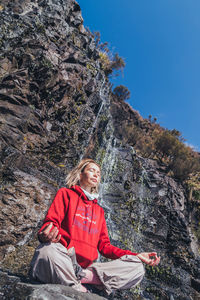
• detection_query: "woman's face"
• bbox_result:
[79,163,101,191]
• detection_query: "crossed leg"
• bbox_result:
[30,243,145,295]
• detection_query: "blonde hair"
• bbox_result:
[66,158,101,193]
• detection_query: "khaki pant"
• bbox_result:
[30,243,145,295]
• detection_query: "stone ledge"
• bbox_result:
[0,271,107,300]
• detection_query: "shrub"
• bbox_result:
[155,130,200,181]
[110,53,125,73]
[122,124,200,182]
[99,51,112,74]
[99,51,125,76]
[88,31,125,77]
[170,154,199,181]
[186,172,200,200]
[154,130,179,160]
[113,85,130,101]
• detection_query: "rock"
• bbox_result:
[0,271,106,300]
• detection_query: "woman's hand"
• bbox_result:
[38,222,61,243]
[137,252,160,266]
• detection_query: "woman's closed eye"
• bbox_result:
[89,168,100,176]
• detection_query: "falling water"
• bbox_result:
[95,133,120,261]
[79,73,107,160]
[91,75,107,130]
[97,134,119,240]
[134,168,148,240]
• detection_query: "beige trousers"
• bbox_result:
[30,243,145,295]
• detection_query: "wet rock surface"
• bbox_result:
[0,0,200,299]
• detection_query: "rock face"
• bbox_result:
[0,1,199,299]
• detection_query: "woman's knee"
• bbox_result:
[138,260,145,277]
[133,256,145,277]
[30,243,60,275]
[123,255,145,289]
[120,255,145,277]
[30,243,63,282]
[36,243,58,261]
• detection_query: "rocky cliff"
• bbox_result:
[0,0,200,299]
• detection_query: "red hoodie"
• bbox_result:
[39,185,137,268]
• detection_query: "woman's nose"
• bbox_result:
[94,172,99,178]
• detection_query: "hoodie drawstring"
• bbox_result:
[72,191,83,225]
[89,204,94,233]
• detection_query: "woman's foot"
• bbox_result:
[81,268,102,285]
[79,284,88,293]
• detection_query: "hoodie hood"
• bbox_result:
[79,187,99,201]
[71,185,98,204]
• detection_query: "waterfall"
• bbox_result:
[79,74,107,160]
[97,135,118,240]
[132,165,151,250]
[96,134,119,260]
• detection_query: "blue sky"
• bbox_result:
[77,0,200,151]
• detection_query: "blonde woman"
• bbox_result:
[30,158,160,294]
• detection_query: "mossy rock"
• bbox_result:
[1,241,39,277]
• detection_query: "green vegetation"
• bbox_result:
[186,172,200,200]
[2,244,37,276]
[113,85,130,101]
[145,264,181,286]
[88,30,125,76]
[113,113,200,183]
[154,130,200,181]
[98,51,125,76]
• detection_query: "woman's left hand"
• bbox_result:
[137,252,160,266]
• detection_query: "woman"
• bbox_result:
[30,158,160,294]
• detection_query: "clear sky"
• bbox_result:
[77,0,200,151]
